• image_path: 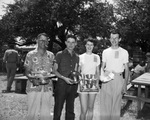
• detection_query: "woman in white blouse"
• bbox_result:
[78,38,100,120]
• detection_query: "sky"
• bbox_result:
[0,0,15,18]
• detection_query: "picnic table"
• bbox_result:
[124,72,150,116]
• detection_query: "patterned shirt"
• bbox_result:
[24,48,55,92]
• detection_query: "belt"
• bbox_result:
[104,70,122,76]
[114,72,122,76]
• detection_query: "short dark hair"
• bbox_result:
[66,34,76,41]
[110,29,121,38]
[37,33,49,40]
[84,37,97,46]
[139,60,146,66]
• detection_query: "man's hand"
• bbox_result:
[122,86,127,96]
[32,78,40,86]
[35,74,44,81]
[63,77,74,84]
[104,71,110,76]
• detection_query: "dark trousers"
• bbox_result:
[53,80,78,120]
[6,63,17,90]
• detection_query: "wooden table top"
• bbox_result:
[132,72,150,86]
[14,74,56,80]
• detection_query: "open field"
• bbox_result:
[0,73,149,120]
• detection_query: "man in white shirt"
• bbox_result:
[131,60,146,80]
[100,30,129,120]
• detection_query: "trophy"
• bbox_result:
[31,70,52,86]
[68,71,81,84]
[80,74,99,92]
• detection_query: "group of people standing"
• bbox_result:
[3,29,129,120]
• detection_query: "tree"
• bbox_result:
[115,0,150,52]
[0,0,115,53]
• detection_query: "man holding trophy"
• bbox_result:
[78,38,100,120]
[53,35,79,120]
[24,33,55,120]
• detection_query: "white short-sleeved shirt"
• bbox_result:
[102,47,129,73]
[78,53,100,94]
[134,64,145,74]
[79,53,100,75]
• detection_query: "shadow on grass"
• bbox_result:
[121,85,150,120]
[137,103,150,120]
[121,100,133,117]
[121,86,137,117]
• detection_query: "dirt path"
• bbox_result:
[0,74,148,120]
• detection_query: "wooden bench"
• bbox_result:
[123,83,136,100]
[123,73,150,117]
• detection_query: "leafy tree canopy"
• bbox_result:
[115,0,150,52]
[0,0,115,54]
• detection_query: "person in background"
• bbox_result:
[24,33,55,120]
[128,58,134,70]
[100,30,129,120]
[53,34,79,120]
[127,58,134,84]
[131,60,146,80]
[78,38,100,120]
[2,43,19,93]
[145,52,150,73]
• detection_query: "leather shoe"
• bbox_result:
[2,90,11,93]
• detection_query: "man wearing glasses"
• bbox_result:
[24,33,55,120]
